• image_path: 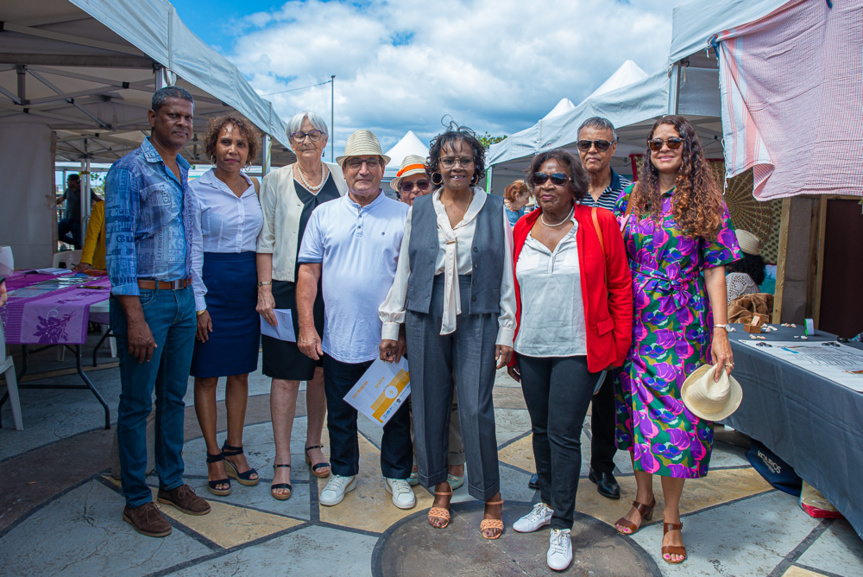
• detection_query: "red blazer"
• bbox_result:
[510,204,633,373]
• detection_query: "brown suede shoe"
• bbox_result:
[157,484,211,516]
[122,502,172,537]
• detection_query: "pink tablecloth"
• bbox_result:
[0,271,111,345]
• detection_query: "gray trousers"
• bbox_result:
[406,275,500,501]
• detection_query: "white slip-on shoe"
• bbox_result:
[547,528,573,571]
[513,502,554,533]
[385,478,417,510]
[319,475,356,507]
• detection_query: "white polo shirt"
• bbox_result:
[298,191,408,363]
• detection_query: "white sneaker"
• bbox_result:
[547,528,573,571]
[384,478,417,510]
[513,502,554,533]
[319,475,356,506]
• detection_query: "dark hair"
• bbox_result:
[631,114,724,239]
[504,180,530,203]
[152,86,194,113]
[577,116,617,140]
[525,149,589,202]
[427,122,486,183]
[204,113,261,165]
[67,173,80,182]
[727,253,766,286]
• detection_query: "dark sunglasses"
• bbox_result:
[399,179,430,193]
[533,172,569,186]
[576,139,613,152]
[648,137,684,151]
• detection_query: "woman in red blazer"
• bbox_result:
[507,149,632,571]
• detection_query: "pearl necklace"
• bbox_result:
[296,162,328,191]
[540,206,574,227]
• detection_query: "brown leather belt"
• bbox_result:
[137,278,192,290]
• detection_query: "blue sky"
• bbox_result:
[168,0,673,160]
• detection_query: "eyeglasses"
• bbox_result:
[345,157,383,170]
[533,172,569,186]
[648,137,684,151]
[576,139,613,152]
[440,156,474,169]
[399,179,430,193]
[291,130,323,142]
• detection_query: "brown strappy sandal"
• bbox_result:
[428,484,453,529]
[614,498,656,535]
[661,521,687,564]
[480,498,505,540]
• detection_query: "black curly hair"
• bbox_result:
[525,149,589,202]
[727,253,766,286]
[426,121,486,184]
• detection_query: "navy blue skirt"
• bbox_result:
[190,251,259,378]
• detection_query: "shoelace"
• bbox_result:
[526,502,551,523]
[328,477,351,491]
[390,480,411,495]
[550,530,570,555]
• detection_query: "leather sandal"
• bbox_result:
[428,484,453,529]
[221,443,259,486]
[271,464,292,501]
[305,444,331,479]
[205,452,231,496]
[615,498,656,535]
[480,498,505,540]
[661,521,687,564]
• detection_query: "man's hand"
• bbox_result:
[298,326,323,360]
[495,345,513,369]
[196,310,212,343]
[128,317,157,363]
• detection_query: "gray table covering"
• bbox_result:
[724,324,863,539]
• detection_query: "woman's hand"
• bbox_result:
[257,286,277,327]
[506,364,521,383]
[711,327,734,381]
[495,345,513,369]
[196,310,212,343]
[379,339,406,363]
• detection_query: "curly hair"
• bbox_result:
[204,113,260,166]
[427,122,486,184]
[630,115,724,239]
[727,253,766,286]
[525,148,589,202]
[504,180,530,203]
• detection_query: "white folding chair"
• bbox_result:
[52,250,82,269]
[0,319,23,430]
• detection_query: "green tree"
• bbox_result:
[479,133,506,149]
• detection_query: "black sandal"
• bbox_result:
[271,464,292,501]
[206,452,231,496]
[221,443,259,487]
[305,444,331,479]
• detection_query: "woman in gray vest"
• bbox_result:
[379,124,516,540]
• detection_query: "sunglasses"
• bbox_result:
[648,137,684,151]
[533,172,569,186]
[399,179,430,193]
[291,130,323,142]
[576,139,613,152]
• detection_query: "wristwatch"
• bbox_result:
[257,281,272,287]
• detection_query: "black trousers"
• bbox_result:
[591,371,618,474]
[519,354,594,530]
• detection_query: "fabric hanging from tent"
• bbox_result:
[716,0,863,199]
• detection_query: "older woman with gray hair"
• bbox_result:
[256,111,348,500]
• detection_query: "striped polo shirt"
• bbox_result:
[580,168,632,214]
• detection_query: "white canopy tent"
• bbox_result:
[384,130,429,177]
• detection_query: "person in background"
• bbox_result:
[58,173,101,248]
[256,111,347,500]
[504,180,532,227]
[725,230,766,304]
[188,113,263,497]
[73,198,106,272]
[392,154,432,206]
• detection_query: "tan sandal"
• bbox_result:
[661,521,687,564]
[480,499,505,540]
[428,485,453,529]
[614,498,655,535]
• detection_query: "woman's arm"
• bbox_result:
[704,265,734,381]
[495,207,515,368]
[602,212,634,367]
[379,210,413,362]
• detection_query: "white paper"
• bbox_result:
[344,358,411,427]
[35,267,68,275]
[741,340,863,392]
[0,246,13,276]
[259,309,296,342]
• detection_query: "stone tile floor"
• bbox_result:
[1,341,862,576]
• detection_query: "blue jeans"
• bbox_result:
[110,287,196,507]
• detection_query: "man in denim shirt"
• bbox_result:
[106,86,210,537]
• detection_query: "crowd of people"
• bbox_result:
[101,86,745,571]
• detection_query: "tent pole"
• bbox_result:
[668,62,681,114]
[262,134,272,177]
[486,165,493,195]
[330,75,335,162]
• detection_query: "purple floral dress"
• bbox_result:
[614,186,741,478]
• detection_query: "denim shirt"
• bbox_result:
[105,138,192,296]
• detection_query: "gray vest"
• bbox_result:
[405,192,504,315]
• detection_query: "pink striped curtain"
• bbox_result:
[717,0,863,200]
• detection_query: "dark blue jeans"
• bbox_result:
[322,355,412,479]
[110,287,196,507]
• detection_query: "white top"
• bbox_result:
[298,191,409,364]
[514,220,587,357]
[189,170,264,312]
[726,271,760,305]
[256,162,348,282]
[378,187,516,347]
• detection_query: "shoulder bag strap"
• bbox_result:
[251,176,261,197]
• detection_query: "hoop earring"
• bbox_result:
[432,172,443,186]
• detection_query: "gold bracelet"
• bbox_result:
[196,309,206,317]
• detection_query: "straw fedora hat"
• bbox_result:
[336,129,391,167]
[735,229,762,256]
[390,155,428,192]
[680,363,743,421]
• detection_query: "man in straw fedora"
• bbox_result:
[296,130,416,510]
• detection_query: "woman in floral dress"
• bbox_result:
[613,115,742,564]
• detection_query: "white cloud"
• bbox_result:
[225,0,673,158]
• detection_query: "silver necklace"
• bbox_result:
[540,206,574,227]
[296,162,327,191]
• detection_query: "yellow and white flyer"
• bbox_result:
[344,358,411,427]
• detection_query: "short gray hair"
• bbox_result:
[287,111,329,140]
[152,86,194,114]
[577,116,617,141]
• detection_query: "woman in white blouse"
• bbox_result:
[379,124,515,540]
[189,113,263,496]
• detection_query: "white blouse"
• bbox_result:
[514,220,587,357]
[189,169,264,312]
[379,188,516,347]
